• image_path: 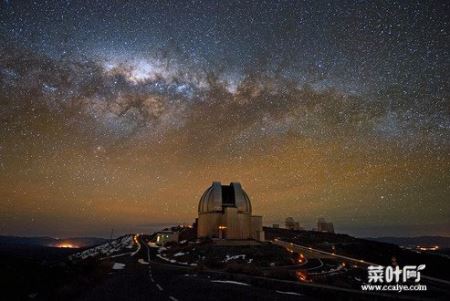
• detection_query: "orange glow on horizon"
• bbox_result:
[56,243,78,248]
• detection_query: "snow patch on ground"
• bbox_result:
[71,235,134,260]
[211,280,250,286]
[276,291,303,296]
[112,262,125,270]
[157,253,195,266]
[148,242,158,248]
[138,259,149,265]
[157,254,170,261]
[223,254,246,262]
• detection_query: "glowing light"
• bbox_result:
[57,243,78,248]
[295,271,311,282]
[416,245,439,251]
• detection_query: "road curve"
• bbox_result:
[76,235,315,301]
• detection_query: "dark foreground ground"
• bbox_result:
[1,233,449,301]
[0,244,111,300]
[0,237,317,301]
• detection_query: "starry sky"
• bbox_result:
[1,0,449,238]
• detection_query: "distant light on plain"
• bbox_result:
[56,243,78,248]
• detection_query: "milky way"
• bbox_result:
[0,1,449,237]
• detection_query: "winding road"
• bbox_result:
[76,235,315,301]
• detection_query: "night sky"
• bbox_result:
[1,0,449,238]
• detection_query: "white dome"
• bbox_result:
[198,182,252,214]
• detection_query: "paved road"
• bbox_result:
[76,235,315,301]
[274,239,450,287]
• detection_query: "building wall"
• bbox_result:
[198,208,264,240]
[198,212,221,238]
[198,210,254,240]
[224,208,251,239]
[237,211,251,239]
[250,215,264,241]
[224,207,238,239]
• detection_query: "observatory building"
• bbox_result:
[197,182,264,241]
